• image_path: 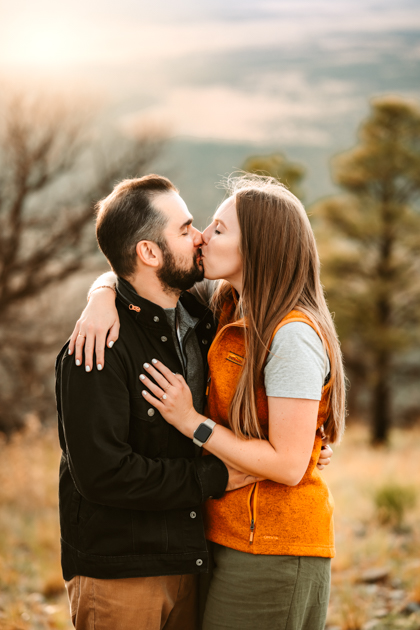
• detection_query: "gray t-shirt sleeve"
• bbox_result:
[264,322,330,400]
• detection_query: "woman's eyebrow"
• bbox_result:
[215,218,227,229]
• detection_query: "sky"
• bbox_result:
[2,0,419,66]
[1,0,419,147]
[0,0,419,213]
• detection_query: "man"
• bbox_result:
[56,174,332,629]
[56,175,261,630]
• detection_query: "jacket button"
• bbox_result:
[147,408,155,417]
[190,511,197,519]
[153,316,160,323]
[201,339,208,345]
[206,323,212,329]
[161,336,168,342]
[196,559,203,566]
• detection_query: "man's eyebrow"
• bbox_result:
[179,218,193,231]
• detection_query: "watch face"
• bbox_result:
[194,423,213,444]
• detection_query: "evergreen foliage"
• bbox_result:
[314,96,420,443]
[242,153,305,199]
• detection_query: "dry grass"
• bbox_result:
[0,420,419,629]
[325,423,420,629]
[0,417,71,630]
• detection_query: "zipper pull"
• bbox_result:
[205,376,211,396]
[249,518,255,544]
[129,304,141,312]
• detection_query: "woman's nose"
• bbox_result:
[201,225,210,245]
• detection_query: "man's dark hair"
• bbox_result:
[95,174,178,277]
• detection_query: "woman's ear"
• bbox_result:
[135,241,162,268]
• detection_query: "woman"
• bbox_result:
[70,175,345,630]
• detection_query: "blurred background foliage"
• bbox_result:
[242,152,305,199]
[0,89,166,433]
[314,97,420,445]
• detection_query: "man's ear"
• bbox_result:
[135,241,162,268]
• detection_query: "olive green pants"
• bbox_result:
[202,544,331,630]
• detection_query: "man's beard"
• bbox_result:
[157,243,204,294]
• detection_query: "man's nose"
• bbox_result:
[192,227,203,247]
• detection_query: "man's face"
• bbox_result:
[152,191,204,293]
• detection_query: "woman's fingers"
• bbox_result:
[107,320,120,348]
[139,373,165,399]
[141,389,166,413]
[74,326,95,371]
[95,328,108,371]
[320,443,333,462]
[94,318,120,369]
[317,443,333,470]
[143,360,181,390]
[68,320,81,356]
[74,333,87,367]
[83,327,96,372]
[70,286,120,369]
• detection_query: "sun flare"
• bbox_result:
[1,19,84,68]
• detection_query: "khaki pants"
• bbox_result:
[65,574,199,630]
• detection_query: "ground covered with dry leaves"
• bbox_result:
[0,420,419,630]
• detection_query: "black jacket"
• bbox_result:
[55,280,228,580]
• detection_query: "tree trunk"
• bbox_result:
[371,351,391,445]
[371,196,394,445]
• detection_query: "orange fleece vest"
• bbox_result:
[204,296,335,558]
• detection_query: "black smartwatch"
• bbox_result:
[193,419,216,447]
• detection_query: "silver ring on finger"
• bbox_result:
[161,394,167,400]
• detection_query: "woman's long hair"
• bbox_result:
[211,174,346,444]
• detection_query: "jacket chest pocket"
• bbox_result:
[129,396,169,458]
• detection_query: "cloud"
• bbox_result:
[118,77,363,145]
[0,0,416,150]
[1,0,419,69]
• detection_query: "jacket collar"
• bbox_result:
[116,277,211,327]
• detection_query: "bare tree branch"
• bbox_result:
[0,87,168,432]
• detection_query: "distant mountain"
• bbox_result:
[112,10,419,222]
[154,137,339,227]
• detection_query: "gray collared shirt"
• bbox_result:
[164,301,205,414]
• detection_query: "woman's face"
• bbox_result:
[201,196,243,292]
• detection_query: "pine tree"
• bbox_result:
[314,96,420,444]
[242,153,305,198]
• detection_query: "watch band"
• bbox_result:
[193,418,216,447]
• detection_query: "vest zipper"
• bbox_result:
[249,518,255,543]
[247,482,259,544]
[205,376,211,396]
